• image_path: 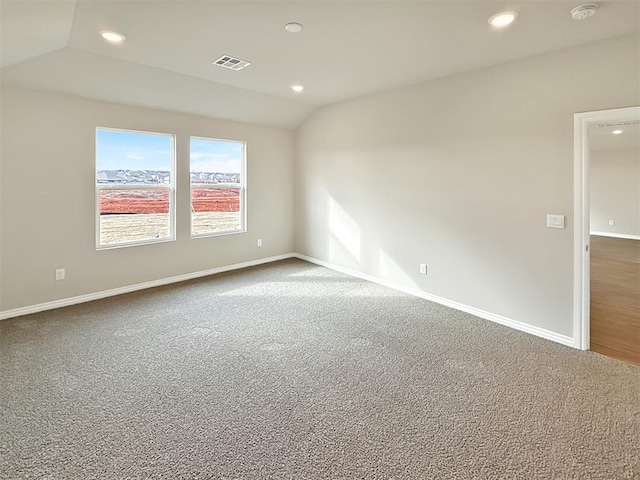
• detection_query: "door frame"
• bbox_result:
[573,106,640,350]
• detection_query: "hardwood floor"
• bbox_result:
[590,235,640,366]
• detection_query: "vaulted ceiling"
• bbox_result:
[1,1,638,128]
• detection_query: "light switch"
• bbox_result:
[546,214,565,229]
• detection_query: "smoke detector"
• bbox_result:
[570,4,598,20]
[212,55,251,71]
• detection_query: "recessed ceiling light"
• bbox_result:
[100,30,126,43]
[488,11,518,27]
[612,129,623,135]
[285,22,303,33]
[291,85,304,93]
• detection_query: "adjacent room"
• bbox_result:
[1,1,639,478]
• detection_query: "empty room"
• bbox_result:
[1,1,639,478]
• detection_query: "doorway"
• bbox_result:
[574,106,640,365]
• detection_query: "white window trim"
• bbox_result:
[189,138,247,239]
[95,128,177,250]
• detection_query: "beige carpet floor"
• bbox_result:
[1,259,639,479]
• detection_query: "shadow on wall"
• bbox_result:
[378,248,418,288]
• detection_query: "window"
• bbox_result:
[190,137,246,237]
[96,128,175,248]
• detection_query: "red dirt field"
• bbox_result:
[100,188,240,214]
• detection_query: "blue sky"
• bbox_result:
[96,129,173,171]
[190,137,242,173]
[96,129,242,173]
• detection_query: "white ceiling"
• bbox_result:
[1,1,639,128]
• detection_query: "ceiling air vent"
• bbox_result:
[213,55,251,71]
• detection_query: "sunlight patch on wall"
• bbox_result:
[329,197,361,263]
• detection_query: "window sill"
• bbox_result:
[96,236,176,251]
[190,229,246,240]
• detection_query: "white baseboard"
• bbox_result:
[0,253,296,320]
[294,253,576,349]
[0,251,577,350]
[590,231,640,241]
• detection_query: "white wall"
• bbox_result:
[0,87,295,311]
[590,149,640,237]
[295,34,640,338]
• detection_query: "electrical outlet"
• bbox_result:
[257,239,262,247]
[609,220,615,226]
[419,263,427,275]
[55,268,65,281]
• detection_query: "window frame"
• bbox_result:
[189,136,247,239]
[95,127,177,250]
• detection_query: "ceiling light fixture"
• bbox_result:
[99,30,126,43]
[570,4,599,20]
[285,22,303,33]
[488,11,518,27]
[291,85,304,93]
[612,129,623,135]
